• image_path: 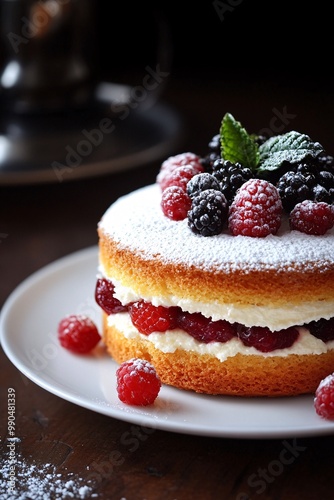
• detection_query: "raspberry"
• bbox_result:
[178,311,236,343]
[237,325,299,352]
[95,278,128,314]
[314,373,334,419]
[228,179,282,237]
[129,301,180,335]
[188,189,228,236]
[58,314,101,354]
[157,152,203,189]
[161,185,191,221]
[289,200,334,235]
[159,165,202,192]
[116,358,161,406]
[308,317,334,342]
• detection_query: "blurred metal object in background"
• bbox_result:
[0,0,95,113]
[0,0,182,185]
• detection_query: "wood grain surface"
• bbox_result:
[1,73,334,500]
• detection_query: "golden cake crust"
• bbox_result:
[98,228,334,308]
[97,184,334,397]
[103,317,334,396]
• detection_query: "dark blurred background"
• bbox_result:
[96,1,333,85]
[95,0,334,152]
[1,0,334,176]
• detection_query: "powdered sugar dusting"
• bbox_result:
[127,357,156,375]
[0,445,97,499]
[99,184,334,273]
[317,372,334,391]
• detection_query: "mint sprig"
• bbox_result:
[220,113,259,172]
[219,113,325,175]
[257,131,324,173]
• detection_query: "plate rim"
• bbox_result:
[1,245,334,439]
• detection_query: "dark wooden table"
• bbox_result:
[1,76,334,500]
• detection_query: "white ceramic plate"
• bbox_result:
[1,246,334,439]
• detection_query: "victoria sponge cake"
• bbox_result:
[95,113,334,396]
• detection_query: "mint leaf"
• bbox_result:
[220,113,259,171]
[257,131,324,173]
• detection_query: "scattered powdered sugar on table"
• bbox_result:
[0,445,98,499]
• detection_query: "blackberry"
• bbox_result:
[317,154,334,175]
[313,183,334,204]
[302,158,334,204]
[208,133,221,152]
[200,152,221,173]
[188,189,228,236]
[277,160,334,212]
[211,159,253,204]
[276,169,316,213]
[296,160,334,180]
[186,172,221,199]
[258,159,293,184]
[251,133,268,146]
[200,133,221,172]
[311,168,334,205]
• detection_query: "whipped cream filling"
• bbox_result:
[108,275,334,330]
[107,313,334,361]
